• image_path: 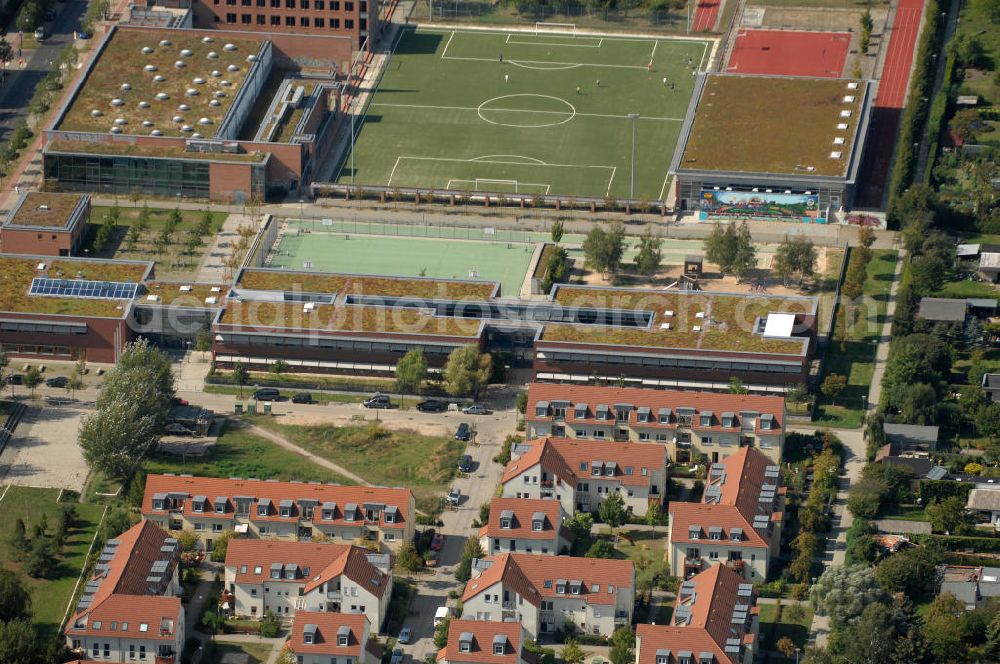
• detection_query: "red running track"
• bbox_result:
[856,0,925,207]
[728,30,850,77]
[692,0,720,32]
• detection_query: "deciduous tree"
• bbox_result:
[810,565,888,628]
[820,373,847,405]
[633,230,662,276]
[0,570,31,622]
[395,348,428,395]
[582,222,625,275]
[444,345,492,399]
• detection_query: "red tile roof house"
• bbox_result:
[525,383,785,464]
[437,619,536,664]
[500,437,666,517]
[142,474,415,552]
[461,553,635,639]
[667,447,785,581]
[479,497,572,556]
[289,611,379,664]
[224,539,392,630]
[65,521,184,663]
[635,564,759,664]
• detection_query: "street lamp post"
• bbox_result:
[350,97,356,186]
[628,112,640,200]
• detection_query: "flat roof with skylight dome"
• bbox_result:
[57,28,265,138]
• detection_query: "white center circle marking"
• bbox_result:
[477,94,577,128]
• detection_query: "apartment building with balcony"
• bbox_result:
[667,447,784,581]
[224,540,391,628]
[461,553,635,638]
[289,612,378,664]
[635,564,759,664]
[142,474,414,552]
[500,437,666,517]
[526,383,785,464]
[437,620,534,664]
[66,521,184,663]
[479,498,571,556]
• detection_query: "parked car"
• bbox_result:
[171,396,190,407]
[363,394,391,409]
[7,374,23,385]
[430,533,445,551]
[447,487,461,506]
[33,28,44,41]
[76,30,91,39]
[416,399,448,413]
[390,648,404,664]
[454,423,471,441]
[251,387,280,401]
[291,392,316,404]
[458,454,473,473]
[462,404,491,415]
[434,606,450,627]
[164,423,196,436]
[398,627,412,645]
[45,376,68,388]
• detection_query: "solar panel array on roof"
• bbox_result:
[29,277,139,300]
[737,583,753,597]
[705,485,721,503]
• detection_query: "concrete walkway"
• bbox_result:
[196,213,254,283]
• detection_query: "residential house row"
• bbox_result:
[437,620,533,664]
[500,437,666,516]
[462,553,635,638]
[288,612,379,664]
[667,447,784,581]
[525,383,785,464]
[479,497,571,556]
[635,564,759,664]
[65,520,185,663]
[142,474,414,552]
[223,539,392,630]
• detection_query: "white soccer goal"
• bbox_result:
[534,21,577,36]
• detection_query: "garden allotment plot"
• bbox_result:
[337,28,711,200]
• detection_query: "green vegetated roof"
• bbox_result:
[0,256,149,318]
[219,300,483,337]
[680,75,866,177]
[4,193,85,229]
[238,269,497,300]
[58,28,264,138]
[140,281,227,307]
[45,139,268,162]
[545,286,812,354]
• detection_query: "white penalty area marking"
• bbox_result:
[505,32,604,48]
[373,102,684,122]
[447,178,552,194]
[441,30,456,59]
[388,155,616,192]
[470,154,546,164]
[0,485,9,504]
[442,52,647,70]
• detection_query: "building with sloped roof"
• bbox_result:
[65,521,184,663]
[437,620,535,664]
[500,437,666,517]
[526,383,784,463]
[224,539,391,628]
[479,497,571,557]
[142,473,414,553]
[290,612,379,664]
[667,447,784,581]
[636,564,758,664]
[461,553,635,639]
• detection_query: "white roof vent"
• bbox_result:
[836,122,848,130]
[211,287,222,293]
[209,100,221,107]
[205,296,218,304]
[833,137,845,145]
[185,88,199,97]
[181,125,193,132]
[38,204,50,211]
[198,117,212,125]
[159,39,172,46]
[193,77,206,84]
[114,118,127,125]
[179,104,190,112]
[247,55,257,63]
[214,91,226,98]
[227,64,239,72]
[143,120,154,127]
[146,294,160,302]
[180,285,193,292]
[207,51,219,60]
[693,325,702,332]
[847,81,859,90]
[829,151,843,159]
[110,126,122,134]
[138,101,150,108]
[202,36,215,43]
[842,95,855,103]
[220,80,231,87]
[175,60,186,69]
[211,70,222,77]
[180,49,193,57]
[172,115,183,123]
[36,262,47,270]
[224,43,237,51]
[156,92,169,100]
[153,75,166,82]
[150,129,163,136]
[91,109,103,117]
[192,133,202,139]
[840,110,852,118]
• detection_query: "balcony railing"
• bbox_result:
[540,480,554,488]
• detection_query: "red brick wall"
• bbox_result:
[0,228,75,256]
[209,161,255,202]
[0,314,131,363]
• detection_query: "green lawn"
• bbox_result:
[814,249,898,428]
[81,206,228,280]
[146,425,354,485]
[253,419,465,511]
[204,641,274,664]
[934,279,1000,300]
[881,504,929,521]
[0,486,104,638]
[614,530,669,591]
[758,602,813,653]
[338,27,710,200]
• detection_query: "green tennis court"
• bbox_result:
[270,231,536,296]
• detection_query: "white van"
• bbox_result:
[434,606,450,627]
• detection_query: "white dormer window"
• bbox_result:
[700,415,711,427]
[323,510,334,520]
[500,518,512,529]
[532,520,543,532]
[592,467,601,477]
[338,635,349,647]
[722,418,733,428]
[605,466,614,477]
[257,504,268,517]
[460,641,472,653]
[280,507,290,517]
[304,633,313,645]
[556,583,566,594]
[152,499,164,511]
[494,643,505,656]
[761,416,772,430]
[657,656,668,664]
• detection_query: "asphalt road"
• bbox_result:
[0,0,86,144]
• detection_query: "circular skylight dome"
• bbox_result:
[110,98,124,107]
[224,43,237,51]
[175,60,186,69]
[246,54,257,63]
[198,117,212,125]
[142,120,154,127]
[185,88,199,97]
[156,92,170,100]
[114,118,128,125]
[159,39,172,46]
[180,48,193,57]
[209,99,221,107]
[144,64,157,72]
[202,36,214,43]
[121,83,132,91]
[151,129,163,136]
[91,109,103,117]
[227,64,239,72]
[207,51,219,60]
[110,126,122,134]
[211,70,222,77]
[214,91,226,98]
[193,77,206,84]
[153,75,166,82]
[138,101,150,108]
[192,132,203,138]
[181,125,193,132]
[173,115,184,123]
[142,46,154,54]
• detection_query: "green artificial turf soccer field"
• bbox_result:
[336,27,711,200]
